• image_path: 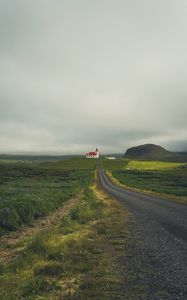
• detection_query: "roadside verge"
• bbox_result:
[0,174,131,300]
[106,170,187,204]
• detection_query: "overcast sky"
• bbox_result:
[0,0,187,154]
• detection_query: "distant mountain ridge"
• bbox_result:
[124,144,187,162]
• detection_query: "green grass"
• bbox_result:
[0,158,96,234]
[102,158,129,170]
[112,169,187,198]
[38,157,97,170]
[102,158,185,171]
[0,180,130,299]
[3,156,186,298]
[102,159,187,201]
[126,160,186,170]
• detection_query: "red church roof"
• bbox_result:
[87,152,97,156]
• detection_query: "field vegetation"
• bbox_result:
[2,155,185,298]
[102,159,187,202]
[0,158,131,299]
[126,160,186,170]
[0,159,96,235]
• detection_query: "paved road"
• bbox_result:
[98,168,187,299]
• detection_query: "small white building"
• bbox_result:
[86,148,99,158]
[106,157,116,160]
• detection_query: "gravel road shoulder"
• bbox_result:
[99,169,187,300]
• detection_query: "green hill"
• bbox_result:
[124,144,187,162]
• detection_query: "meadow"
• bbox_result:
[0,158,96,235]
[0,158,130,299]
[102,159,187,201]
[1,156,186,298]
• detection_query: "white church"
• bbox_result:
[86,148,99,158]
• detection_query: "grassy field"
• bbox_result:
[102,159,187,202]
[102,158,186,171]
[0,158,131,299]
[0,187,129,299]
[0,158,96,235]
[126,160,186,170]
[2,156,186,298]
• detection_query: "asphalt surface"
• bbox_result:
[98,168,187,300]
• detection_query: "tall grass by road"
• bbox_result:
[0,168,130,299]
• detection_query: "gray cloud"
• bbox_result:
[0,0,187,154]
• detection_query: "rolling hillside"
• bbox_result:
[124,144,187,162]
